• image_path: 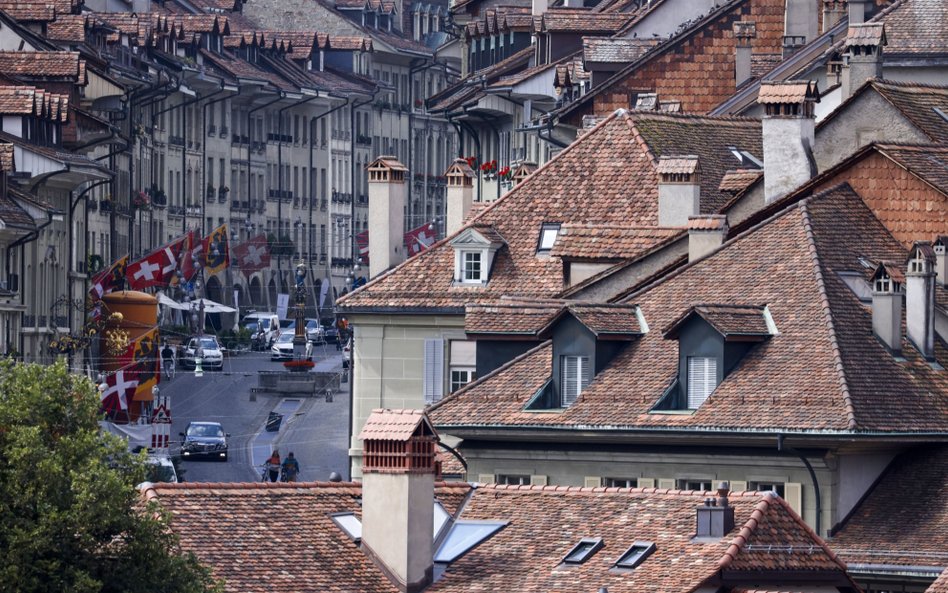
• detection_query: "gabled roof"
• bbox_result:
[45,14,87,42]
[550,224,680,261]
[662,304,772,340]
[146,481,850,593]
[874,0,948,58]
[533,9,632,34]
[339,110,762,313]
[930,569,948,593]
[429,183,948,434]
[0,51,86,82]
[582,36,656,64]
[359,408,437,441]
[830,445,948,572]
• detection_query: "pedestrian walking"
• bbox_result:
[265,450,281,482]
[282,452,300,482]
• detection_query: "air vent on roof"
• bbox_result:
[562,537,604,565]
[613,541,655,570]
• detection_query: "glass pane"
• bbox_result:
[434,522,505,563]
[333,513,362,540]
[564,541,595,563]
[433,502,450,538]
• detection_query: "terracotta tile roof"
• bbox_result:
[757,80,820,104]
[435,449,467,478]
[863,80,948,144]
[0,85,40,115]
[831,445,948,569]
[0,190,35,228]
[566,303,643,336]
[582,36,656,63]
[655,154,699,175]
[429,184,948,433]
[0,51,85,81]
[873,0,948,58]
[465,302,562,335]
[719,169,762,193]
[750,53,783,79]
[688,215,728,230]
[844,22,886,47]
[534,9,631,34]
[147,480,847,593]
[929,569,948,593]
[358,408,434,441]
[663,304,771,339]
[0,142,13,172]
[875,144,948,195]
[46,14,86,41]
[199,49,295,91]
[340,111,761,313]
[550,224,680,260]
[0,0,56,21]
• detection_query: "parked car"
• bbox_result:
[241,312,281,350]
[179,421,229,461]
[324,326,339,343]
[342,338,351,369]
[271,330,298,361]
[144,455,179,483]
[287,318,325,343]
[181,335,223,370]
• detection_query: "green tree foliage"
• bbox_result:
[0,360,222,593]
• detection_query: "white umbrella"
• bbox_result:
[156,293,236,314]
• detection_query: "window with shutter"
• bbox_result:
[687,356,718,409]
[423,339,444,404]
[560,355,590,406]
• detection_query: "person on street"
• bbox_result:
[265,450,281,482]
[282,452,300,482]
[161,341,175,375]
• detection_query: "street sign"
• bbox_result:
[150,395,171,454]
[276,293,290,320]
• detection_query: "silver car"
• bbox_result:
[270,330,297,361]
[182,336,224,370]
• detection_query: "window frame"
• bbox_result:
[613,541,656,570]
[562,537,604,565]
[749,481,786,498]
[678,479,713,492]
[460,249,483,283]
[604,477,637,488]
[560,355,590,407]
[449,368,476,392]
[496,473,531,485]
[686,355,718,409]
[537,223,561,254]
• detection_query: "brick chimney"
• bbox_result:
[444,158,475,236]
[656,155,700,227]
[822,0,846,33]
[758,80,820,204]
[935,236,948,287]
[841,23,886,100]
[905,242,936,361]
[367,156,407,279]
[359,409,439,592]
[687,215,728,262]
[871,262,903,355]
[733,21,756,88]
[695,482,735,538]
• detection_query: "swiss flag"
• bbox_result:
[404,223,436,256]
[233,234,271,276]
[89,255,128,304]
[126,235,188,290]
[178,230,204,283]
[100,370,136,415]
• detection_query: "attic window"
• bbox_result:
[562,538,604,565]
[537,223,561,253]
[331,512,362,542]
[561,355,591,407]
[687,356,717,409]
[434,521,507,563]
[614,541,656,570]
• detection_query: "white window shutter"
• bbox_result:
[730,480,748,493]
[477,474,494,485]
[584,476,602,488]
[658,478,676,490]
[637,478,656,488]
[784,482,803,516]
[687,356,718,409]
[423,339,444,404]
[530,475,548,486]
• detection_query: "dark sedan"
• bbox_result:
[180,421,229,461]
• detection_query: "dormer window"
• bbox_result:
[537,223,560,254]
[560,355,590,406]
[449,226,506,286]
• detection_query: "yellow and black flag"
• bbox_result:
[129,328,160,401]
[202,224,230,276]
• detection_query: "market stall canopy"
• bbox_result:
[157,293,236,313]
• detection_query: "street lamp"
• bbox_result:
[293,259,307,359]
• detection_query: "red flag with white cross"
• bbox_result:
[233,234,271,277]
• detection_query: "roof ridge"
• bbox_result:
[798,197,859,431]
[719,494,772,569]
[426,340,553,413]
[629,110,762,125]
[763,492,850,573]
[481,483,768,495]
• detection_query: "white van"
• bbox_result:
[241,312,281,350]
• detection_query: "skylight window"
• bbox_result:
[537,223,561,253]
[433,501,450,539]
[727,146,763,169]
[562,538,604,565]
[434,521,507,563]
[614,541,656,570]
[331,512,362,542]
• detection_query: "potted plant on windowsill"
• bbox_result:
[283,359,314,372]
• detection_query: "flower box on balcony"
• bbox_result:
[283,359,314,372]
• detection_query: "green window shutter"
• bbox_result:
[477,474,494,485]
[730,480,748,492]
[530,475,548,486]
[584,476,602,488]
[784,482,803,515]
[637,478,656,488]
[658,478,676,490]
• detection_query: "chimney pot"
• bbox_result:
[445,158,476,236]
[905,242,937,361]
[842,23,886,100]
[687,215,728,261]
[367,155,408,279]
[871,262,904,355]
[733,21,756,87]
[657,155,700,227]
[758,81,820,204]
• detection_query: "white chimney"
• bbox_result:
[870,262,903,355]
[359,409,438,592]
[367,156,407,279]
[784,0,818,54]
[841,23,886,100]
[848,0,869,24]
[445,158,475,236]
[822,0,846,33]
[758,80,820,204]
[935,236,948,287]
[687,215,728,262]
[532,0,547,16]
[905,242,936,361]
[657,155,700,227]
[733,21,756,88]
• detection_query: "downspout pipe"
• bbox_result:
[777,434,823,536]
